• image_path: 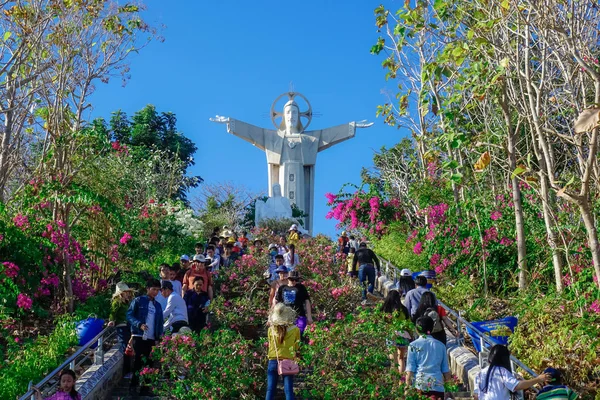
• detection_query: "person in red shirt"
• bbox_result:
[338,231,350,254]
[182,255,213,304]
[239,230,249,247]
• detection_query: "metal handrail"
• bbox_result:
[19,326,117,400]
[378,257,539,381]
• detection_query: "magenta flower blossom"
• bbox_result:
[2,262,19,278]
[16,293,32,310]
[325,192,337,204]
[13,214,30,230]
[413,242,423,255]
[119,232,132,245]
[490,211,502,221]
[589,300,600,314]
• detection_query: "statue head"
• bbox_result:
[272,183,282,197]
[282,100,303,133]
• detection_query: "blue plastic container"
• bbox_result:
[412,270,436,289]
[466,316,518,352]
[76,317,104,347]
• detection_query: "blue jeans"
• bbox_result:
[358,264,375,300]
[265,359,294,400]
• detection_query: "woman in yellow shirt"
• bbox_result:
[288,224,300,247]
[266,303,300,400]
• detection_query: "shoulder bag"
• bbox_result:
[273,328,300,376]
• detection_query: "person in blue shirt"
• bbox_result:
[405,316,452,400]
[126,278,163,396]
[405,275,434,318]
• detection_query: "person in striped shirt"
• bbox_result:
[536,368,577,400]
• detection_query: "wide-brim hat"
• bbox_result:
[288,271,302,281]
[268,243,278,250]
[289,224,298,231]
[268,303,297,326]
[113,282,135,298]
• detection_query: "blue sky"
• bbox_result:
[89,0,406,238]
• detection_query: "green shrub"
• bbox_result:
[0,316,78,399]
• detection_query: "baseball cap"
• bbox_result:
[275,265,289,273]
[400,269,412,277]
[193,254,206,262]
[180,254,190,261]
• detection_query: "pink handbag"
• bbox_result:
[277,358,300,376]
[273,330,300,376]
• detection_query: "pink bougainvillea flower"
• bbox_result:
[119,232,132,245]
[16,293,32,310]
[2,262,19,278]
[324,192,337,204]
[413,242,423,255]
[490,211,502,221]
[13,214,30,231]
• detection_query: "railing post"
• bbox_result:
[69,360,75,370]
[95,336,104,365]
[456,311,462,345]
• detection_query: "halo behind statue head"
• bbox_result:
[270,92,312,132]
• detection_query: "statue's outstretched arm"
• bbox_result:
[210,116,267,150]
[316,121,371,152]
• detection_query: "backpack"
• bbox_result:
[426,307,444,333]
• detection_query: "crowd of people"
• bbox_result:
[34,224,577,400]
[373,264,577,400]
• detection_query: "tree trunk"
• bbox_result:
[506,117,527,290]
[580,199,600,288]
[500,91,528,289]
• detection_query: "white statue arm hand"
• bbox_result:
[223,119,267,151]
[352,120,374,128]
[209,115,230,123]
[316,123,357,152]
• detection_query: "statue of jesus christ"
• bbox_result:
[210,92,372,234]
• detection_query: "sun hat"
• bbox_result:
[160,281,173,291]
[227,237,235,244]
[268,243,278,250]
[222,230,233,238]
[180,254,190,261]
[112,282,135,299]
[288,270,302,281]
[400,268,412,277]
[341,231,347,237]
[275,265,289,273]
[268,303,297,326]
[193,254,206,263]
[289,224,298,231]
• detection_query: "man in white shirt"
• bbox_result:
[160,281,189,333]
[206,245,220,272]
